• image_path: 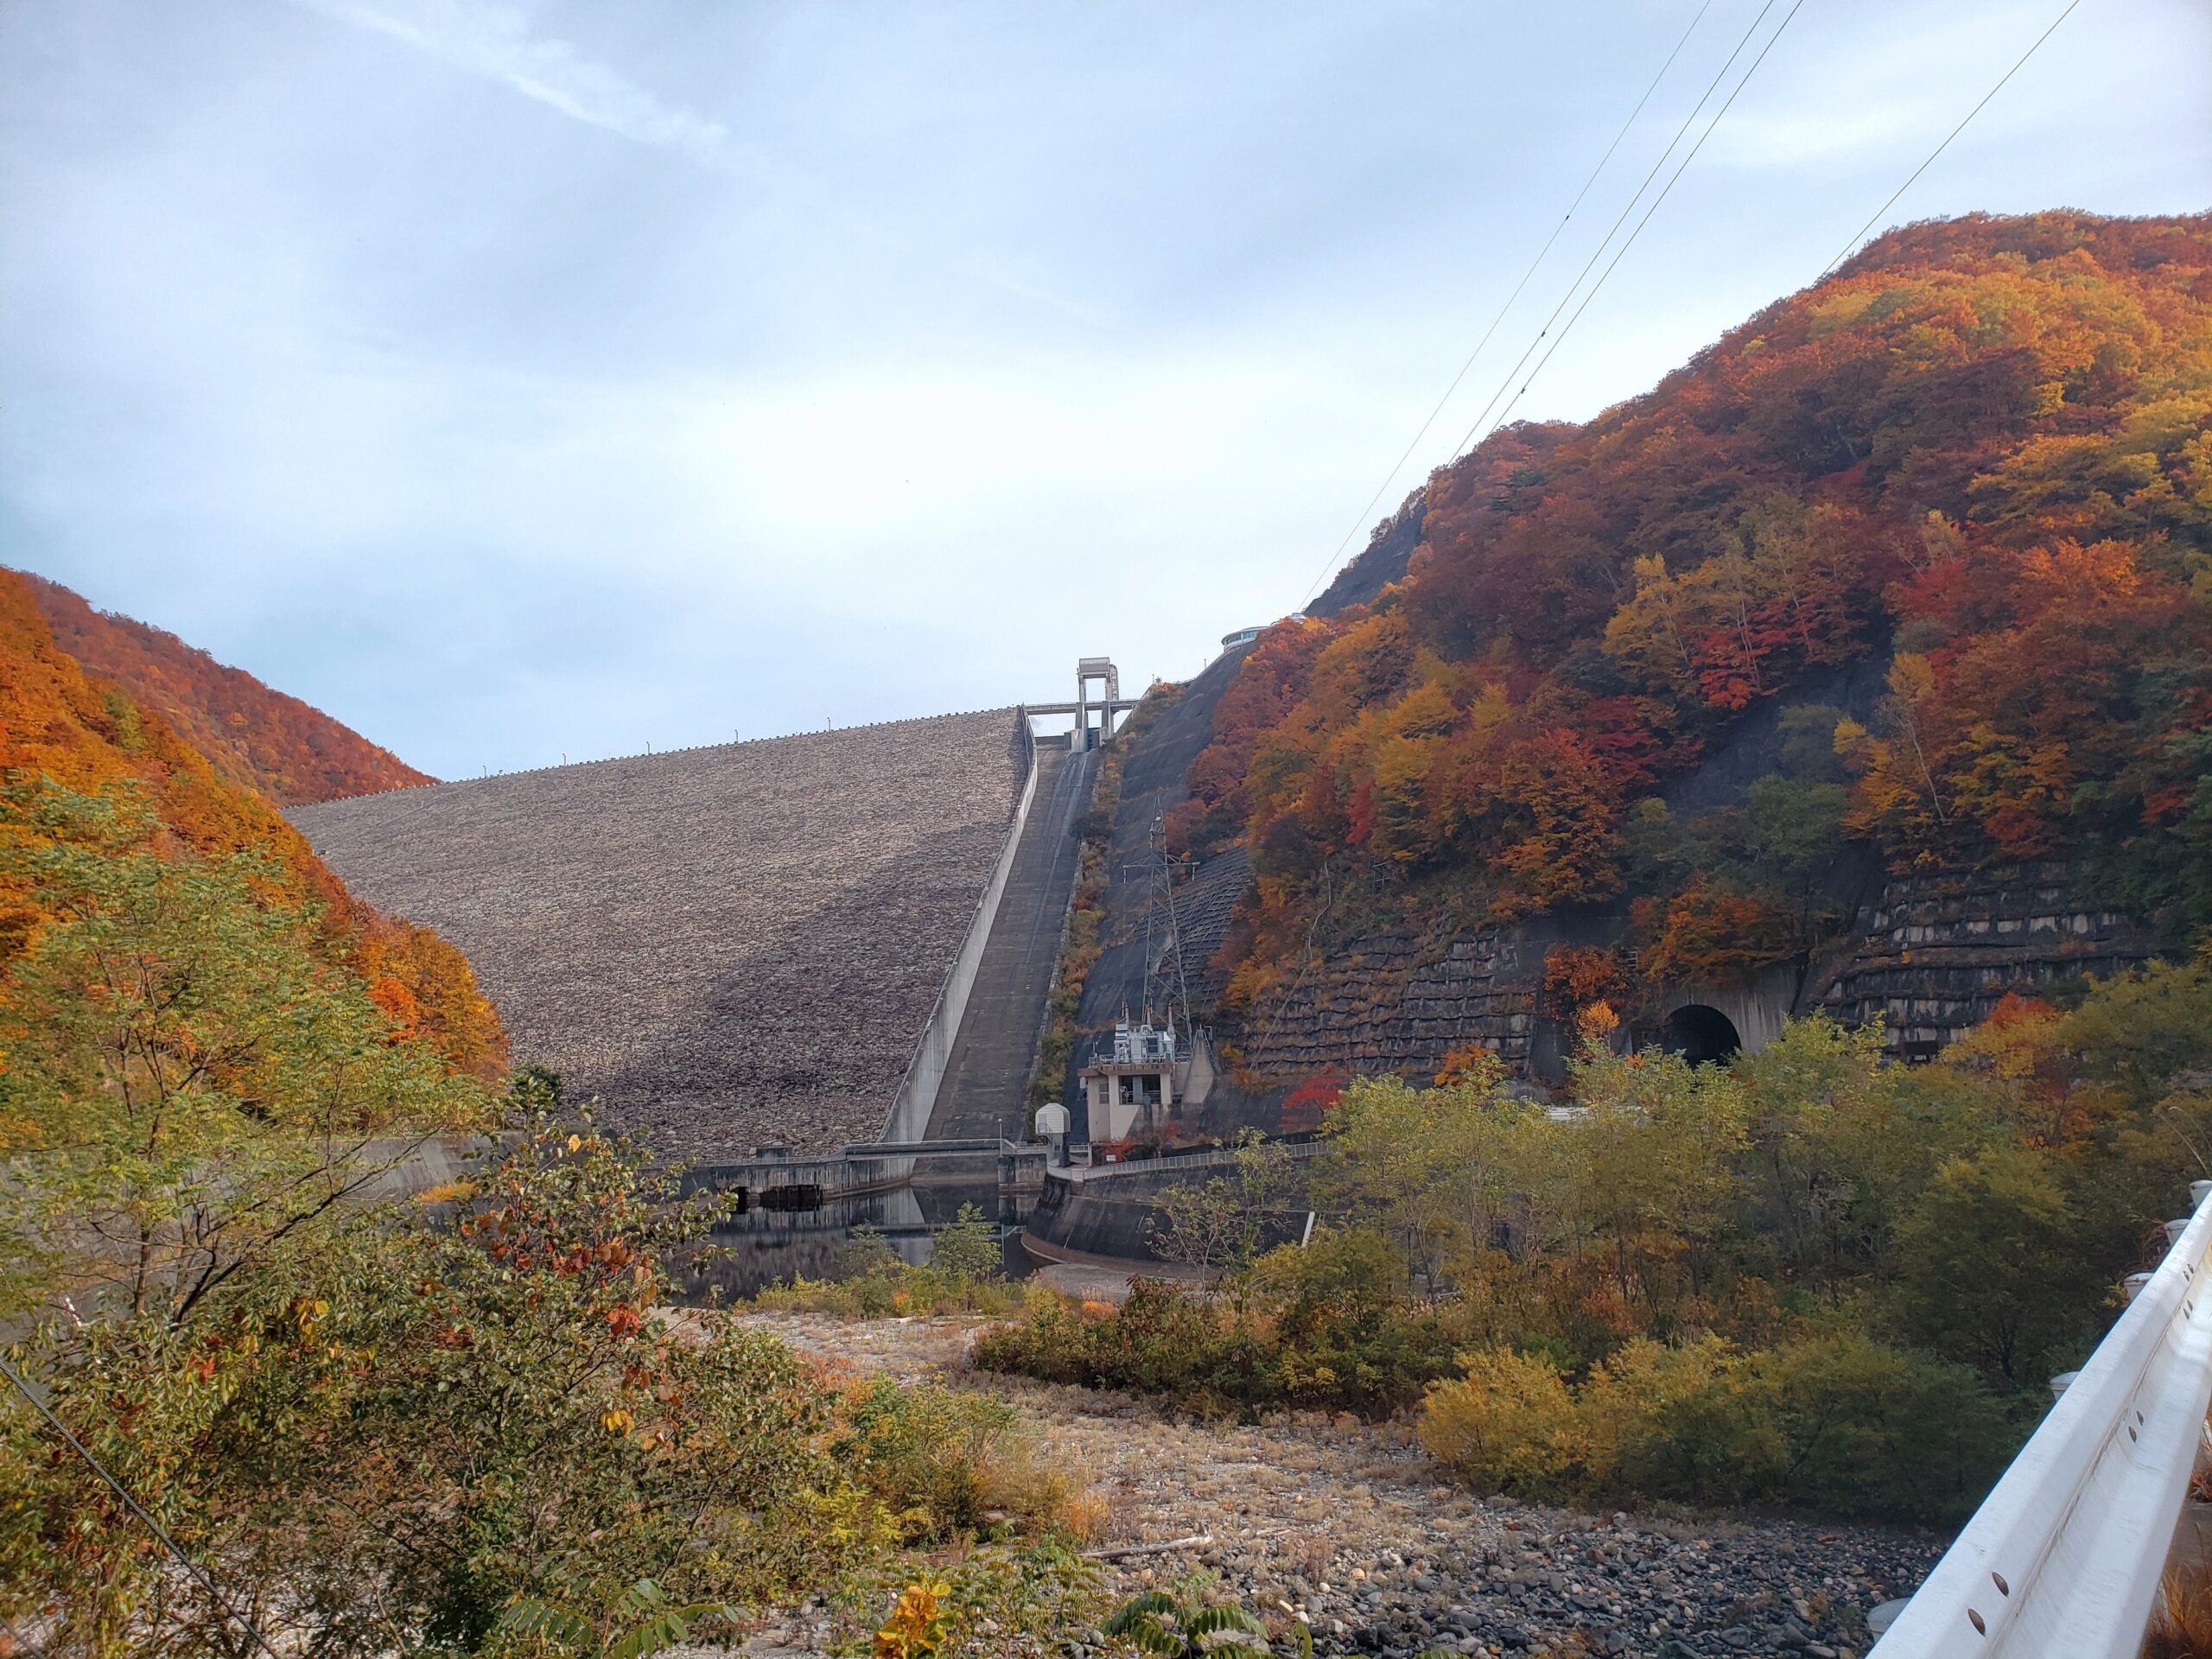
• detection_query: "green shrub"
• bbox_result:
[849,1541,1106,1659]
[1607,1345,1780,1509]
[1101,1577,1302,1659]
[1891,1142,2102,1387]
[973,1281,1273,1414]
[930,1203,1003,1287]
[1419,1332,2020,1522]
[1751,1332,2018,1522]
[1255,1230,1460,1414]
[832,1376,1073,1543]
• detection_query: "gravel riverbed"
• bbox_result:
[733,1311,1945,1659]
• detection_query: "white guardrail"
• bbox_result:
[1872,1180,2212,1657]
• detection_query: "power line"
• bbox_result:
[1819,0,2086,281]
[1296,0,1721,608]
[1477,0,1810,442]
[1444,0,1794,464]
[0,1353,283,1659]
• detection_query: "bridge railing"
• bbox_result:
[1872,1180,2212,1658]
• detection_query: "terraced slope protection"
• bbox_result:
[291,711,1027,1157]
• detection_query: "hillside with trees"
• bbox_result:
[1173,212,2212,1025]
[22,569,434,806]
[0,568,504,1079]
[0,571,1124,1657]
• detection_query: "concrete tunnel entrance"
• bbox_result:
[1661,1003,1743,1065]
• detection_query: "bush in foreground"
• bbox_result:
[2,1096,1088,1658]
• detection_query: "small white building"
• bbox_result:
[1081,1020,1178,1142]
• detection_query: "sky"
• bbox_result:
[1,0,2206,779]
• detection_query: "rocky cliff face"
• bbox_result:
[1307,488,1427,619]
[1228,919,1544,1083]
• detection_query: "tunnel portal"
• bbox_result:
[1660,1003,1743,1065]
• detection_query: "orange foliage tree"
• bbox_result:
[0,569,505,1080]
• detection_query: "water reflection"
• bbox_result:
[671,1179,1027,1304]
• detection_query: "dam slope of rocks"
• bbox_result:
[291,710,1027,1158]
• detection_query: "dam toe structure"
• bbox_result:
[292,709,1051,1160]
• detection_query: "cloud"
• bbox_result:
[283,0,1107,325]
[9,0,2206,775]
[287,0,747,170]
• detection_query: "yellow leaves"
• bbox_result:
[1942,997,2064,1085]
[1386,680,1457,742]
[1575,1001,1621,1041]
[1433,1044,1503,1089]
[1574,1335,1746,1484]
[874,1580,950,1659]
[601,1407,634,1434]
[1419,1347,1582,1495]
[1802,285,1880,338]
[1462,679,1512,742]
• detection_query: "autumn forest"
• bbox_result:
[1174,212,2212,1021]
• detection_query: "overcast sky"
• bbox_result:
[2,0,2205,778]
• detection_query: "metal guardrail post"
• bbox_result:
[1870,1179,2212,1656]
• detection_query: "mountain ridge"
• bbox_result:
[0,569,504,1080]
[21,571,434,806]
[1168,208,2212,1066]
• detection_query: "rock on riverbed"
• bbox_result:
[734,1311,1944,1659]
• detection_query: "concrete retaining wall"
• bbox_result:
[880,721,1042,1143]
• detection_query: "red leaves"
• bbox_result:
[1179,212,2212,997]
[1637,880,1794,988]
[1541,946,1626,1018]
[1279,1072,1345,1135]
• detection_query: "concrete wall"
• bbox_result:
[1810,861,2160,1054]
[1021,1141,1328,1266]
[1656,962,1801,1056]
[878,724,1041,1144]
